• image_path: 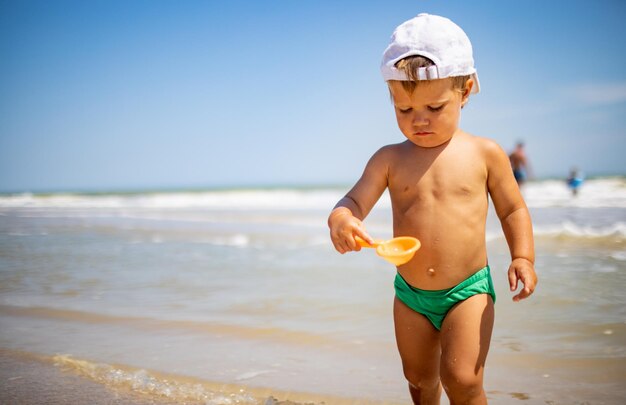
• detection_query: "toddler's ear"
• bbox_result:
[463,78,474,97]
[460,79,473,108]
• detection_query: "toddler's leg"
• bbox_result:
[393,297,442,405]
[439,294,494,405]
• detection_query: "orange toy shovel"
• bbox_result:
[355,235,421,266]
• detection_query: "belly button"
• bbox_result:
[428,268,435,276]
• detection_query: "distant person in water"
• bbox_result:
[509,142,531,186]
[567,167,584,196]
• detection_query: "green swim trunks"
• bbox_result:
[394,266,496,330]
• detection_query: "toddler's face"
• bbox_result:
[389,79,468,148]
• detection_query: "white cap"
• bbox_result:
[381,13,480,93]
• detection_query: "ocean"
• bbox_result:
[1,177,625,404]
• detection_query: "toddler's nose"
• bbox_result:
[411,112,429,126]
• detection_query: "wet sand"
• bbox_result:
[3,346,626,404]
[0,349,181,405]
[0,348,399,405]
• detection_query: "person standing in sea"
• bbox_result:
[509,142,531,186]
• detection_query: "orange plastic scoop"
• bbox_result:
[355,235,421,266]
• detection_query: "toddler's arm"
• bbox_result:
[485,141,538,301]
[328,147,390,254]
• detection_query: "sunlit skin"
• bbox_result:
[328,78,537,404]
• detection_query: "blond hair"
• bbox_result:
[391,55,471,94]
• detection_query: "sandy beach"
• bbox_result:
[2,343,624,405]
[0,348,402,405]
[0,348,181,405]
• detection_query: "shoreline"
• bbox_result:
[0,348,402,405]
[3,346,625,405]
[0,348,180,405]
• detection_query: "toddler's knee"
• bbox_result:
[441,370,483,400]
[403,368,439,392]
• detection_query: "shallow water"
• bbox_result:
[1,178,625,403]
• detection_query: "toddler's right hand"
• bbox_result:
[328,207,374,254]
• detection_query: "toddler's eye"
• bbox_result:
[398,107,412,113]
[428,105,444,112]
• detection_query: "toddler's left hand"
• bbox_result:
[507,258,537,302]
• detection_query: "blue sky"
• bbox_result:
[1,0,625,192]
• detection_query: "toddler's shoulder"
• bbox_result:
[462,133,506,156]
[371,141,409,160]
[363,142,406,173]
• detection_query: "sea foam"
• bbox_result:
[522,178,626,208]
[533,221,626,241]
[0,178,623,210]
[52,354,259,404]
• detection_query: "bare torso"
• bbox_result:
[386,132,489,289]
